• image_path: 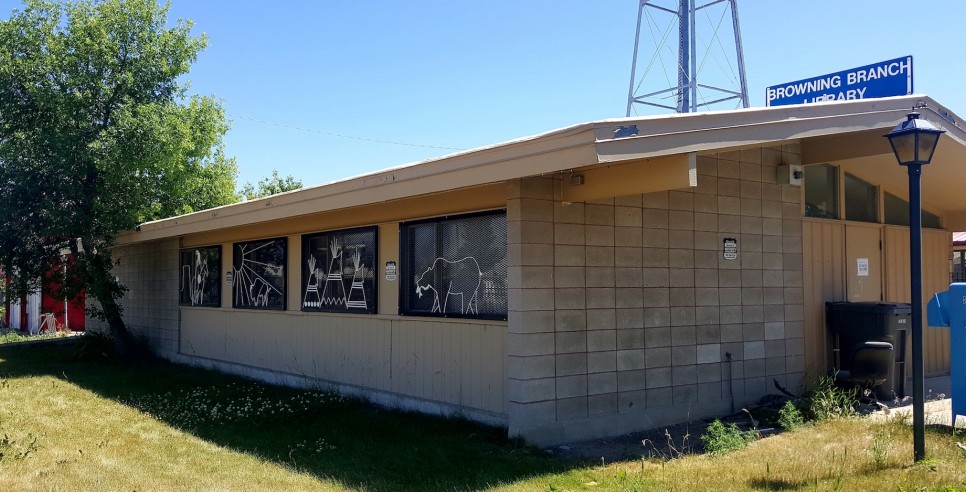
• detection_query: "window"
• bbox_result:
[954,251,966,282]
[884,192,909,226]
[923,210,942,229]
[804,164,838,219]
[179,246,221,307]
[884,193,943,229]
[232,237,287,310]
[399,211,507,320]
[844,173,877,223]
[301,227,377,313]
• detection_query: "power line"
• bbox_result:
[227,113,466,151]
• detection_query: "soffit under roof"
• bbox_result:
[798,105,966,228]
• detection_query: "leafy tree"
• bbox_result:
[240,170,303,200]
[0,0,237,351]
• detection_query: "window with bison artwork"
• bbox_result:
[399,211,507,320]
[232,237,287,310]
[179,246,221,307]
[301,226,377,314]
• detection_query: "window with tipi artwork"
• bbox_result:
[301,227,377,314]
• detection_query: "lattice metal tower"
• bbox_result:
[625,0,749,116]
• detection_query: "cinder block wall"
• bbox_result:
[507,145,805,445]
[86,238,180,357]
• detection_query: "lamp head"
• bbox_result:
[884,111,945,166]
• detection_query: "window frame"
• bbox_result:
[300,226,378,314]
[179,245,222,307]
[398,209,507,321]
[231,237,288,311]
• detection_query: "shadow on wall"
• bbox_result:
[0,341,578,492]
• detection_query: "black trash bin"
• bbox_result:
[826,301,910,400]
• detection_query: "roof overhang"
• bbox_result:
[799,101,966,228]
[120,94,966,244]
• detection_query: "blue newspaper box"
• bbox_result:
[926,283,966,427]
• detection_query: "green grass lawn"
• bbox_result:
[1,339,964,491]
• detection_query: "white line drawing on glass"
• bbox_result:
[415,257,482,314]
[181,250,209,305]
[234,241,284,307]
[345,245,367,309]
[302,254,323,308]
[320,238,347,307]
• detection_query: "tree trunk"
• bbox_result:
[99,292,137,358]
[86,251,137,359]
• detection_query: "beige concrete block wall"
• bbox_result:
[86,238,181,357]
[507,144,806,445]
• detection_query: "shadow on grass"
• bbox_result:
[747,477,810,490]
[0,341,580,491]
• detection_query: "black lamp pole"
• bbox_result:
[884,110,945,462]
[907,157,926,461]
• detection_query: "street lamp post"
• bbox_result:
[883,110,945,462]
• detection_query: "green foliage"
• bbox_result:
[0,0,237,342]
[778,400,806,431]
[240,169,303,200]
[807,374,858,421]
[700,419,755,455]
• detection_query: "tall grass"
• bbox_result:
[1,341,964,491]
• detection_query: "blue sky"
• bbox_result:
[3,1,965,188]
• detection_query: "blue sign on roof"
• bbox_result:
[766,56,913,107]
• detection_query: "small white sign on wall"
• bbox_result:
[226,271,234,287]
[385,261,397,281]
[722,238,738,261]
[857,258,869,277]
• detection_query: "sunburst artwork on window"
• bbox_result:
[232,238,287,310]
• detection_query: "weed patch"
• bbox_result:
[807,374,858,421]
[777,400,806,431]
[0,433,38,461]
[700,419,755,455]
[866,425,894,470]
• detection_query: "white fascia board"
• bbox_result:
[594,95,958,163]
